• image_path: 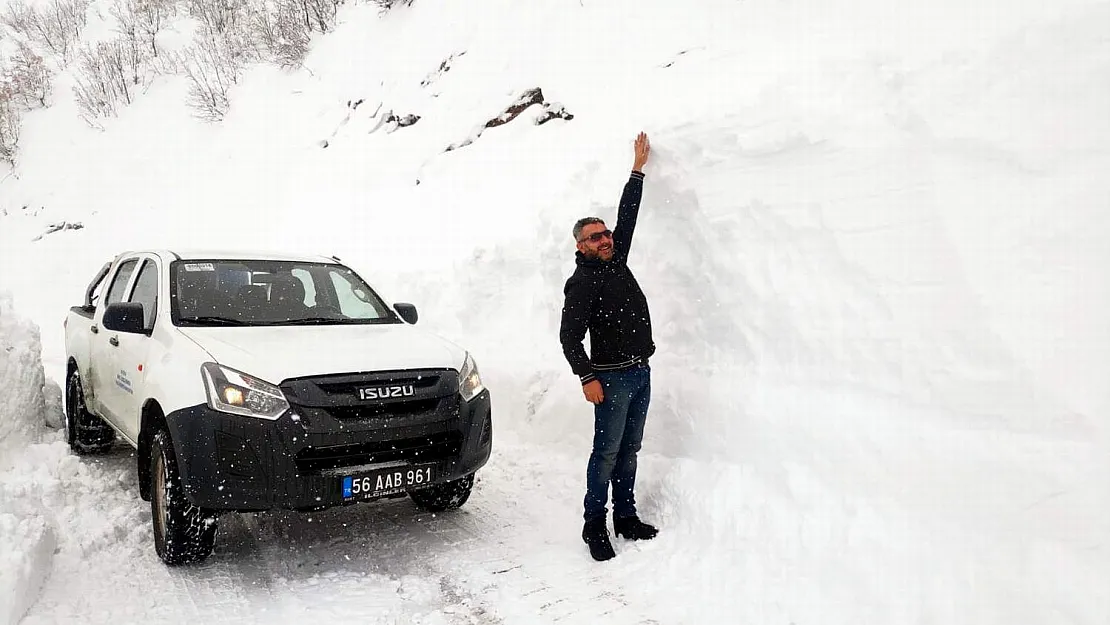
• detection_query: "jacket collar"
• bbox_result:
[575,251,607,269]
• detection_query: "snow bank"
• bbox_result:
[0,511,56,625]
[0,290,48,464]
[628,384,1108,624]
[0,292,57,625]
[1,0,1103,433]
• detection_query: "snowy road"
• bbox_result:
[13,434,672,625]
[6,384,1104,625]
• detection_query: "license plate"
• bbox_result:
[341,463,436,500]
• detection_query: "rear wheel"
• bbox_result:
[409,473,475,512]
[150,429,218,565]
[64,369,114,454]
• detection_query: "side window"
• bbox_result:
[128,259,159,330]
[105,259,139,305]
[86,261,111,309]
[90,280,105,307]
[291,268,317,306]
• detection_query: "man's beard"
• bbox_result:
[588,246,612,261]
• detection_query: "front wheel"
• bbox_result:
[150,429,218,565]
[409,473,475,512]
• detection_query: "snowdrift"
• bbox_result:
[1,0,1104,430]
[0,292,57,625]
[0,291,49,465]
[0,512,55,625]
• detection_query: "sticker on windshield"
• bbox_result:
[183,263,215,272]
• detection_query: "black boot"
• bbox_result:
[614,515,658,541]
[582,518,616,561]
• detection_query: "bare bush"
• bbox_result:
[298,0,341,34]
[176,31,241,120]
[0,2,33,37]
[167,0,270,121]
[246,0,309,67]
[188,0,249,37]
[67,0,177,122]
[1,41,54,162]
[72,38,149,120]
[2,0,90,63]
[6,41,52,108]
[246,0,340,67]
[368,0,411,8]
[172,0,347,120]
[110,0,176,59]
[191,0,260,64]
[0,92,19,163]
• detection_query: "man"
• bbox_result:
[559,132,659,562]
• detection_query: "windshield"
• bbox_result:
[170,259,402,327]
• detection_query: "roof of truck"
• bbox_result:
[161,249,341,264]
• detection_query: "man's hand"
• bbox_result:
[583,379,605,404]
[633,132,650,172]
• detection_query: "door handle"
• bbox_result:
[109,337,119,347]
[91,325,99,334]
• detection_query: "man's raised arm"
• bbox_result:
[612,132,650,263]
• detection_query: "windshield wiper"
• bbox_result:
[282,317,348,325]
[179,315,250,326]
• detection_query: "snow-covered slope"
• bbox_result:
[1,0,1107,623]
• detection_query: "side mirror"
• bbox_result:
[103,302,148,334]
[394,303,418,324]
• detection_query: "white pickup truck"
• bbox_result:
[64,249,492,565]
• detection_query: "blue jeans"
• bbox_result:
[583,364,651,523]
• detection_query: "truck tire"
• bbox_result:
[150,429,218,565]
[409,473,475,512]
[65,369,114,454]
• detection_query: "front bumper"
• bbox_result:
[164,378,491,512]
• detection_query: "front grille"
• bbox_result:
[323,397,442,420]
[313,373,443,397]
[279,369,459,417]
[294,431,462,474]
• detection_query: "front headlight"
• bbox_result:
[201,362,289,420]
[459,352,485,402]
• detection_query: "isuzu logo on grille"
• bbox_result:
[357,384,415,400]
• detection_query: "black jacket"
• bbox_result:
[560,170,655,384]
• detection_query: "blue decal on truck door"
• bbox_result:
[115,370,133,394]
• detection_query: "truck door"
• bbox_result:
[90,257,140,424]
[108,256,160,442]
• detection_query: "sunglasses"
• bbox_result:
[578,229,613,243]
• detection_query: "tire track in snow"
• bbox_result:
[16,443,261,625]
[221,444,659,624]
[17,433,664,624]
[403,444,663,625]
